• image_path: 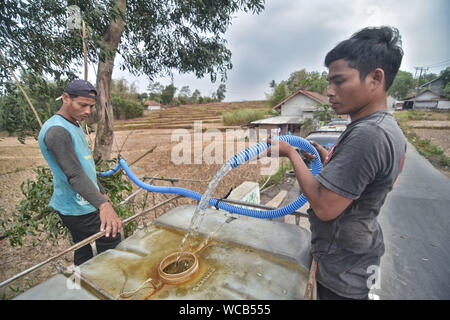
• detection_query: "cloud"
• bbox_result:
[114,0,450,102]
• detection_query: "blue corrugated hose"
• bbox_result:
[98,135,322,219]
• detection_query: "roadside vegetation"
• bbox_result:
[394,110,450,173]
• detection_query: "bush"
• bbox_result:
[111,96,144,119]
[221,108,266,126]
[258,158,292,189]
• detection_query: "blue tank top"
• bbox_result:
[38,115,99,215]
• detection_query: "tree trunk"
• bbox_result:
[94,0,126,160]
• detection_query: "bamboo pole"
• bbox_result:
[304,259,318,300]
[57,265,116,300]
[82,20,88,81]
[0,50,43,128]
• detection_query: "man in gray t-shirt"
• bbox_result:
[267,26,406,299]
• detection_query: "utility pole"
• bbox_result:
[413,66,429,109]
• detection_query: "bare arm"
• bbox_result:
[267,139,352,221]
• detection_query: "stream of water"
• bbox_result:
[176,162,233,265]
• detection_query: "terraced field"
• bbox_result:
[114,100,267,131]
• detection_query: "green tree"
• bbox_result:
[1,0,265,159]
[190,89,201,104]
[216,84,226,102]
[439,67,450,96]
[286,69,328,95]
[0,72,64,142]
[269,80,276,89]
[313,103,336,123]
[147,81,164,102]
[418,72,438,87]
[160,83,177,105]
[388,70,415,99]
[111,78,138,100]
[177,85,191,105]
[444,82,450,98]
[137,92,148,102]
[266,81,288,107]
[111,96,143,119]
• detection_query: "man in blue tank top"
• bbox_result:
[38,79,122,265]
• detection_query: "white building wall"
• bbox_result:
[415,101,438,109]
[387,96,396,110]
[281,95,317,116]
[304,112,314,120]
[417,91,439,101]
[437,100,450,109]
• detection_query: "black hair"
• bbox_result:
[325,26,403,90]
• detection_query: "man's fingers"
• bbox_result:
[300,149,316,160]
[111,220,119,238]
[309,140,319,148]
[100,216,106,233]
[105,222,112,237]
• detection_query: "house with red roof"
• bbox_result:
[250,89,329,136]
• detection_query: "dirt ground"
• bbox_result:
[1,111,449,299]
[411,128,450,157]
[407,119,450,178]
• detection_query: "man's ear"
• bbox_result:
[369,68,385,90]
[61,92,71,104]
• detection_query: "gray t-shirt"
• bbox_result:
[308,111,406,299]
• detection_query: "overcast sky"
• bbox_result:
[110,0,450,102]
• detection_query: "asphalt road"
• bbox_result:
[375,141,450,299]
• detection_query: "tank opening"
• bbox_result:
[158,252,199,284]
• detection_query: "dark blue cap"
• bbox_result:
[64,79,97,99]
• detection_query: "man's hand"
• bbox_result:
[266,139,296,158]
[302,140,329,164]
[99,201,122,238]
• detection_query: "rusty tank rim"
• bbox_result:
[158,252,199,284]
